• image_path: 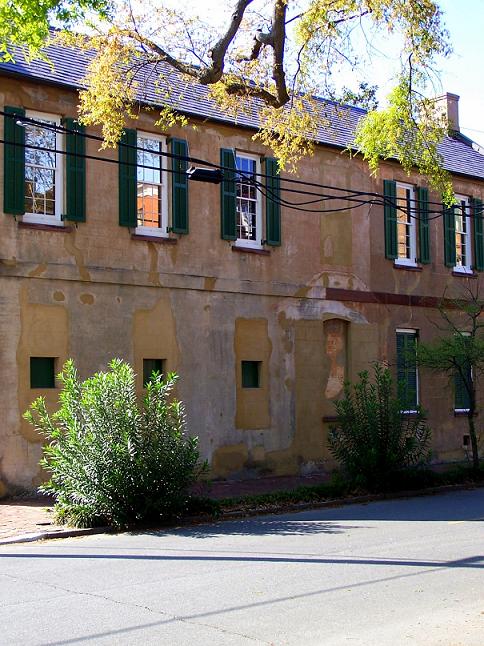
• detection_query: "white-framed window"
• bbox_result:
[395,182,417,266]
[235,153,262,248]
[396,328,419,412]
[454,195,473,273]
[23,111,63,225]
[136,132,168,237]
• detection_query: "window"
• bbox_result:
[143,358,165,386]
[23,112,63,225]
[454,195,472,272]
[30,357,56,389]
[136,133,168,236]
[396,330,418,412]
[235,154,262,247]
[395,183,417,265]
[241,361,261,388]
[383,180,429,264]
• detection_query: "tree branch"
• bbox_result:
[199,0,255,84]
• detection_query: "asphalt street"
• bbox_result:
[1,488,483,646]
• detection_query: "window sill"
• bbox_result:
[452,269,477,278]
[19,221,72,233]
[131,233,177,245]
[393,262,422,272]
[454,409,471,417]
[232,245,270,256]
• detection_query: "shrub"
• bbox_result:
[25,359,206,528]
[328,364,431,491]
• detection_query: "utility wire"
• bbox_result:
[2,110,483,220]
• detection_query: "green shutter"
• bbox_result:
[396,331,418,411]
[265,157,281,246]
[383,180,397,259]
[472,198,484,271]
[63,118,86,222]
[170,138,189,234]
[118,128,137,227]
[4,106,25,215]
[417,187,430,264]
[454,362,471,410]
[220,148,237,240]
[443,204,456,267]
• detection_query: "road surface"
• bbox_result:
[1,488,483,645]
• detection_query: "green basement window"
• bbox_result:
[143,358,165,386]
[30,357,56,389]
[241,361,261,388]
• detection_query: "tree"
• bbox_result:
[0,0,110,61]
[417,286,484,472]
[2,1,453,197]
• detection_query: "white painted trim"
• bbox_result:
[394,181,417,264]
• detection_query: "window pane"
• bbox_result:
[235,156,258,241]
[30,357,56,389]
[24,119,58,216]
[242,361,261,388]
[143,358,164,386]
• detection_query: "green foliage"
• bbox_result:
[24,359,206,528]
[328,364,431,490]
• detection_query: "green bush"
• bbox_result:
[328,364,431,491]
[25,359,206,528]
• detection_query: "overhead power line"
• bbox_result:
[1,110,482,221]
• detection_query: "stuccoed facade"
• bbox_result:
[0,43,483,495]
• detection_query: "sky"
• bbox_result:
[167,0,484,146]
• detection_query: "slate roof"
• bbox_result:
[2,39,484,181]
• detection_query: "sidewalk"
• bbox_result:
[1,473,330,543]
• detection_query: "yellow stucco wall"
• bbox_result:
[0,76,483,493]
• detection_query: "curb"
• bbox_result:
[0,526,113,546]
[1,481,482,544]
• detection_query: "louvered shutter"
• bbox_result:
[220,148,237,240]
[472,198,484,271]
[264,157,281,246]
[118,128,137,227]
[454,363,471,410]
[396,331,418,411]
[417,187,430,264]
[4,106,25,215]
[443,205,456,267]
[170,138,189,234]
[383,180,397,259]
[63,118,86,222]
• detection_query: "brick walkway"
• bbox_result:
[0,473,329,542]
[0,499,58,542]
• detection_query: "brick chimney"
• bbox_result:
[434,92,460,132]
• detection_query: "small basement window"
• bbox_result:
[143,358,165,386]
[241,361,261,388]
[30,357,56,389]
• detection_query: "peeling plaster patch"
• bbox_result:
[53,291,65,302]
[64,233,91,281]
[147,243,161,286]
[80,293,94,305]
[1,257,17,267]
[28,263,47,278]
[204,277,217,291]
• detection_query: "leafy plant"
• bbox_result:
[328,364,431,491]
[25,359,206,528]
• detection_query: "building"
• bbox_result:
[0,41,483,495]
